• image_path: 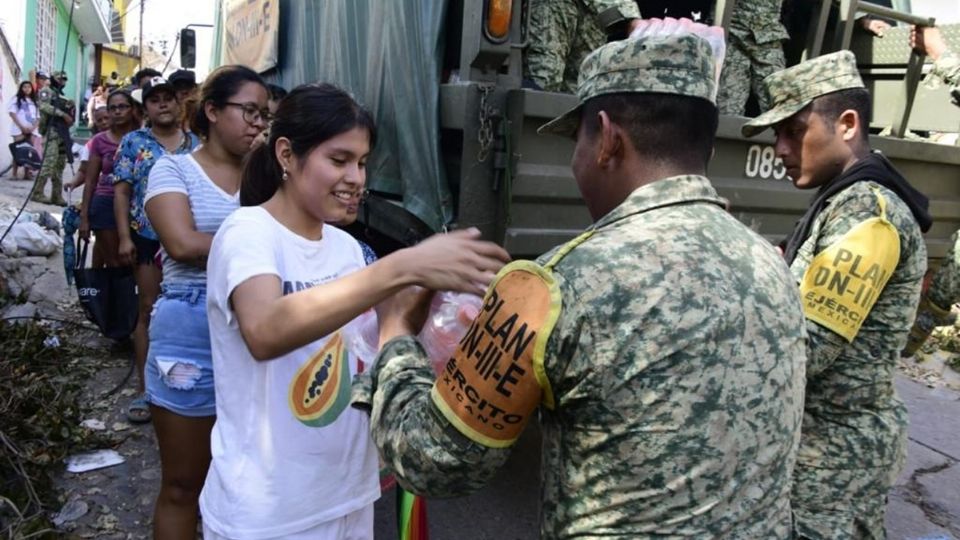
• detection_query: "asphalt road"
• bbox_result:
[373,376,960,540]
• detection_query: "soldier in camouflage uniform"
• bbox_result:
[35,70,73,206]
[901,25,960,356]
[357,31,808,538]
[524,0,640,93]
[716,0,788,115]
[744,51,933,538]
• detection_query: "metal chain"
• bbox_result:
[477,84,495,162]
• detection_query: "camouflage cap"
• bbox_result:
[51,71,68,80]
[742,51,865,137]
[539,34,718,138]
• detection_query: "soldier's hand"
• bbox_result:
[398,228,510,296]
[118,237,137,267]
[377,286,435,345]
[911,25,947,61]
[859,17,890,37]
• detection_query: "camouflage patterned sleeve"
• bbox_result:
[358,336,512,497]
[931,50,960,89]
[583,0,641,31]
[801,186,891,376]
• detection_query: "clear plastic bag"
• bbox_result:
[341,310,380,369]
[418,292,483,376]
[341,292,483,376]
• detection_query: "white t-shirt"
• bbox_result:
[7,96,39,137]
[145,154,240,285]
[201,206,380,539]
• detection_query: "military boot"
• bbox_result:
[902,295,955,357]
[49,175,67,206]
[30,177,49,203]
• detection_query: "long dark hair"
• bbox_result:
[192,64,267,138]
[241,84,377,206]
[15,81,36,108]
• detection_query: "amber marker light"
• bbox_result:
[485,0,512,43]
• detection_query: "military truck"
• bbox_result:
[218,0,960,263]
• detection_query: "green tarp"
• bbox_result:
[263,0,453,233]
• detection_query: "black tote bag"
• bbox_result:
[74,239,138,340]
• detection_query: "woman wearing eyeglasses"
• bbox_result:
[78,90,138,267]
[143,65,270,540]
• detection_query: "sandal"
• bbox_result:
[126,395,152,424]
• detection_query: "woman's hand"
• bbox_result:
[78,217,91,241]
[118,236,136,266]
[396,229,510,295]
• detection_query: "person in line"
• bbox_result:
[86,84,107,129]
[77,91,138,268]
[742,50,932,538]
[144,65,269,540]
[66,105,109,193]
[901,24,960,356]
[359,29,807,538]
[266,83,287,116]
[168,69,198,103]
[200,83,509,539]
[7,80,40,181]
[133,68,163,90]
[113,76,200,424]
[524,0,641,93]
[34,71,74,206]
[170,69,199,133]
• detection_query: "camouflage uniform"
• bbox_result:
[35,71,73,205]
[716,0,788,115]
[356,34,807,538]
[744,52,928,538]
[930,49,960,88]
[525,0,640,93]
[902,50,960,356]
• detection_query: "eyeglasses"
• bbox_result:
[107,104,131,112]
[223,102,273,125]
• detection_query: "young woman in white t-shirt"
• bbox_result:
[202,84,509,539]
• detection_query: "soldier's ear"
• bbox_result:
[838,109,861,143]
[596,110,623,168]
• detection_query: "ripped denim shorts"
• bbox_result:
[145,283,216,417]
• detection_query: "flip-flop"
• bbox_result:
[126,395,152,424]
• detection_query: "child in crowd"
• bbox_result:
[201,83,508,539]
[113,77,200,424]
[144,65,269,540]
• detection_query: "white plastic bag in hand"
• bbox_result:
[629,17,727,94]
[418,292,483,376]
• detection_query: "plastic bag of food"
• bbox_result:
[341,310,380,369]
[418,292,483,375]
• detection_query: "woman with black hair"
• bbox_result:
[6,81,40,180]
[201,83,508,539]
[143,65,269,539]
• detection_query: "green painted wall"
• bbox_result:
[22,0,92,132]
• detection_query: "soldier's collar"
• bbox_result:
[591,175,726,230]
